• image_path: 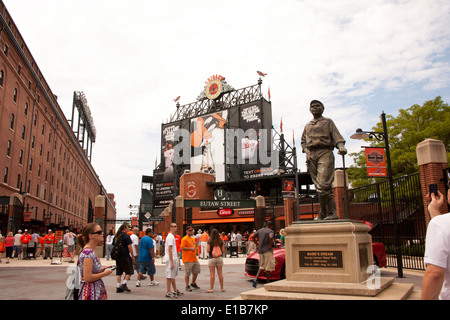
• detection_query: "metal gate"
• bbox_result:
[348,173,426,270]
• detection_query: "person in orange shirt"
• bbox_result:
[247,230,257,255]
[43,229,55,259]
[180,226,200,291]
[221,232,229,241]
[175,234,181,269]
[20,229,32,259]
[199,230,209,259]
[38,234,45,257]
[0,237,5,262]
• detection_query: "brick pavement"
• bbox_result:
[0,255,424,300]
[0,255,250,300]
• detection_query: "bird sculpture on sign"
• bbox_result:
[257,71,267,77]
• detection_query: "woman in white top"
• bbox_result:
[105,229,115,261]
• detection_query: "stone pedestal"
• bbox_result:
[285,220,374,285]
[240,220,418,300]
[274,220,393,296]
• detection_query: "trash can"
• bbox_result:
[230,241,238,257]
[27,242,36,259]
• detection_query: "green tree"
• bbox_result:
[347,96,450,187]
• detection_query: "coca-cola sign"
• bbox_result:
[217,208,233,217]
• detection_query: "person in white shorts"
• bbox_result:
[164,223,182,298]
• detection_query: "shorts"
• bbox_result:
[133,256,140,271]
[165,258,179,279]
[184,261,200,276]
[208,257,223,267]
[259,251,275,271]
[67,245,75,253]
[115,256,134,276]
[139,261,156,275]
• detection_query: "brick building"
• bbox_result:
[0,1,116,235]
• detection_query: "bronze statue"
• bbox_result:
[301,100,347,220]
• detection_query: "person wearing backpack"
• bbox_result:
[205,228,225,293]
[113,223,134,293]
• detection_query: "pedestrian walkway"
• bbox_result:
[0,254,250,300]
[0,254,248,267]
[0,254,424,300]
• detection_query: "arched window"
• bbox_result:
[6,140,11,157]
[10,113,14,130]
[0,70,4,87]
[13,88,18,103]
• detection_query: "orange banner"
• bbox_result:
[23,212,32,222]
[365,147,387,177]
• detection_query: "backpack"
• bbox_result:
[212,245,222,258]
[110,233,123,260]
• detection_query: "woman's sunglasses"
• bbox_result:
[91,230,103,235]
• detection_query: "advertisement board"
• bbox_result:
[152,121,183,216]
[238,101,274,179]
[190,111,228,182]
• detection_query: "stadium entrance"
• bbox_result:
[150,74,314,233]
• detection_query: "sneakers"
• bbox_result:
[186,285,192,292]
[165,290,183,298]
[165,292,177,298]
[190,283,200,289]
[116,284,131,293]
[175,289,183,297]
[137,280,159,287]
[252,280,257,288]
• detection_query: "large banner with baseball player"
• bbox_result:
[239,102,274,179]
[153,121,182,215]
[190,111,228,182]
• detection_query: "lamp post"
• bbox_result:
[350,111,403,278]
[293,146,300,221]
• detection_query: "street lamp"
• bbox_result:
[350,111,403,278]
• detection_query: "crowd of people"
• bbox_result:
[66,221,286,300]
[0,228,77,263]
[106,223,284,299]
[1,222,285,300]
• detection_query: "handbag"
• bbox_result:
[65,260,80,300]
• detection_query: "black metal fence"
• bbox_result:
[347,173,426,270]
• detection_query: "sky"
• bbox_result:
[4,0,450,220]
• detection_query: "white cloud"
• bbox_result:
[4,0,450,218]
